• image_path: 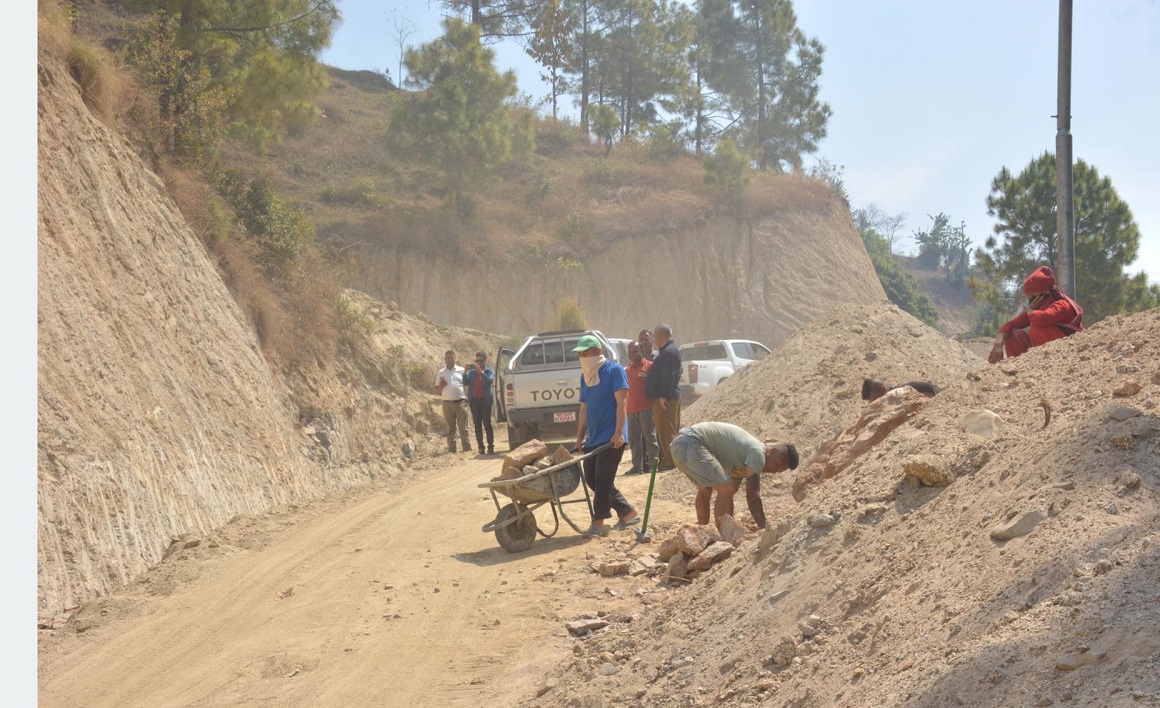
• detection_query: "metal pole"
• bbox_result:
[1055,0,1076,298]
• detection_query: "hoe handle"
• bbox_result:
[639,458,660,535]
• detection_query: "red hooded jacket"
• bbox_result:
[998,265,1084,347]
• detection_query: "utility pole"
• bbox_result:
[1055,0,1076,298]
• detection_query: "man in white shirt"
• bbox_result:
[435,349,471,453]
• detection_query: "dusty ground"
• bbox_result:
[39,305,1160,708]
[37,439,701,707]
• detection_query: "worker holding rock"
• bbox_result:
[669,422,798,530]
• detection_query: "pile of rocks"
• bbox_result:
[657,518,750,583]
[489,439,574,482]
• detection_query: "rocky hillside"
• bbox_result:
[36,2,892,616]
[36,48,502,613]
[530,306,1160,707]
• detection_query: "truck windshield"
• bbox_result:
[519,343,544,367]
[681,344,728,361]
[563,337,582,364]
[543,340,565,365]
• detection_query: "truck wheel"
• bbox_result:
[507,423,525,451]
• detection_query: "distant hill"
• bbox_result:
[898,255,980,338]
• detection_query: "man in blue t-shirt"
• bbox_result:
[573,335,638,537]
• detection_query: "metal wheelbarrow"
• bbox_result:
[478,444,609,552]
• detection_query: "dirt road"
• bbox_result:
[38,451,687,707]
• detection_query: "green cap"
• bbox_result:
[572,334,603,352]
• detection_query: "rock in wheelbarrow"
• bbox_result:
[550,445,574,466]
[504,440,549,470]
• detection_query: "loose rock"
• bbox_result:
[990,510,1046,541]
[598,561,630,577]
[1109,406,1141,422]
[687,541,734,571]
[718,515,746,546]
[536,678,558,697]
[963,409,1002,438]
[808,513,836,528]
[675,524,722,556]
[1113,382,1142,397]
[566,619,609,635]
[657,537,681,562]
[903,457,955,487]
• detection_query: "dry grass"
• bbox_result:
[39,0,122,125]
[37,0,71,55]
[160,160,343,371]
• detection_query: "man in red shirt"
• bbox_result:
[989,265,1084,363]
[624,341,660,474]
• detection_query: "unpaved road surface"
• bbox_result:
[39,451,686,707]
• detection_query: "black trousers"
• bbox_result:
[470,398,494,450]
[581,444,631,521]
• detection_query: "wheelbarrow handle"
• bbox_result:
[568,442,613,458]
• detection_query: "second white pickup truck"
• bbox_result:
[678,339,771,403]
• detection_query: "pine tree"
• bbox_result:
[127,0,339,154]
[389,19,532,220]
[698,0,830,171]
[983,152,1158,323]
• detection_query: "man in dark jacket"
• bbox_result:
[464,351,496,455]
[644,323,682,471]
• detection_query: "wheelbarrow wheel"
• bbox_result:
[495,503,537,552]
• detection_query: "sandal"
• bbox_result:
[614,515,640,531]
[582,525,609,538]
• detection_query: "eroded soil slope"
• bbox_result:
[36,47,504,614]
[37,50,329,612]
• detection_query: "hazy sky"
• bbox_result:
[321,1,1160,287]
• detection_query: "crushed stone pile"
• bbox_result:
[530,307,1160,707]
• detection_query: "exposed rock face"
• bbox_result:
[36,55,355,612]
[358,204,885,348]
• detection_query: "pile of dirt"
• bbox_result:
[530,307,1160,707]
[683,302,984,451]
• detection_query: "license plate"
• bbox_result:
[553,411,577,424]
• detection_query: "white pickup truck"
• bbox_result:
[678,339,772,403]
[493,330,623,450]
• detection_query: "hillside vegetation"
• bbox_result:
[220,65,837,263]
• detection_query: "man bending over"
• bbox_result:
[670,422,798,530]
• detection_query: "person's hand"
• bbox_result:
[658,398,668,411]
[987,342,1004,365]
[611,431,625,449]
[575,435,585,453]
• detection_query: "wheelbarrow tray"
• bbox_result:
[478,459,582,505]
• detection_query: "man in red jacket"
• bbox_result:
[988,265,1084,364]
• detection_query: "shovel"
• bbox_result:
[636,458,660,543]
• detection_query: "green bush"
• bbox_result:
[862,229,939,327]
[556,296,588,330]
[703,139,750,203]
